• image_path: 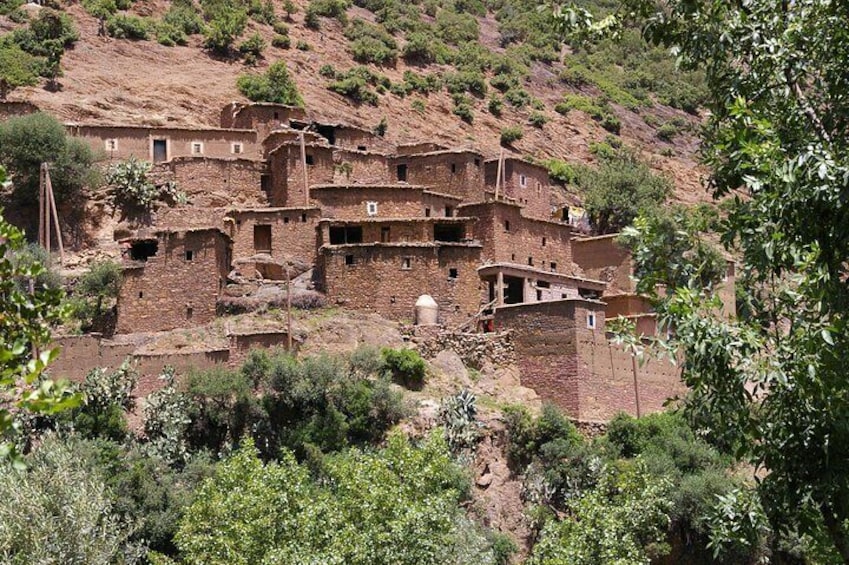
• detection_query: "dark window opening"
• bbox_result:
[381,226,391,242]
[273,111,280,120]
[550,262,557,271]
[290,120,307,130]
[504,220,510,232]
[401,257,412,270]
[445,206,453,217]
[536,289,542,300]
[329,225,363,244]
[434,223,464,242]
[315,124,336,145]
[504,276,524,304]
[451,163,457,173]
[185,250,194,261]
[138,291,143,299]
[260,174,271,195]
[254,225,272,253]
[528,257,534,266]
[579,288,602,300]
[511,253,516,261]
[537,281,550,288]
[284,216,290,224]
[305,154,315,165]
[396,164,408,182]
[474,158,480,167]
[235,219,242,226]
[129,240,158,261]
[357,145,367,151]
[345,254,355,265]
[424,208,431,217]
[301,213,307,222]
[152,139,167,163]
[186,306,193,320]
[542,237,547,247]
[448,268,458,279]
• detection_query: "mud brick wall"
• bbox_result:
[49,335,137,381]
[494,299,684,420]
[604,294,652,317]
[117,230,229,333]
[572,235,635,293]
[319,244,483,325]
[332,126,394,152]
[389,152,485,201]
[485,160,553,220]
[167,158,267,207]
[332,150,391,184]
[68,125,259,162]
[423,192,464,217]
[220,103,308,139]
[268,144,334,207]
[225,208,319,265]
[462,202,575,273]
[155,206,227,230]
[312,186,425,219]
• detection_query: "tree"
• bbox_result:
[0,45,40,100]
[0,112,97,213]
[201,0,247,54]
[0,211,80,466]
[556,0,849,559]
[69,259,122,332]
[236,60,304,106]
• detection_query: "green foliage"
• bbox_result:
[435,10,479,44]
[439,389,481,454]
[503,86,530,108]
[68,259,122,333]
[105,156,171,212]
[327,66,389,105]
[200,0,247,53]
[295,39,311,50]
[0,434,141,563]
[305,0,349,28]
[451,93,474,123]
[8,241,62,293]
[143,367,192,466]
[500,125,523,145]
[555,93,620,134]
[487,95,503,116]
[12,9,78,57]
[576,148,671,234]
[529,111,548,128]
[345,18,397,65]
[528,460,672,565]
[443,69,487,98]
[381,347,426,390]
[271,34,290,48]
[176,433,500,564]
[0,113,97,209]
[237,60,303,105]
[282,0,297,18]
[401,31,451,64]
[163,0,204,36]
[248,0,275,24]
[411,98,426,113]
[65,362,136,442]
[402,70,441,95]
[373,116,388,137]
[237,32,265,65]
[546,159,577,184]
[0,44,41,99]
[106,13,151,39]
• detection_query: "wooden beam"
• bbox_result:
[45,165,65,265]
[494,147,503,201]
[299,132,309,207]
[38,164,45,248]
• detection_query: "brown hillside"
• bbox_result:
[2,0,712,206]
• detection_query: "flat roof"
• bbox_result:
[478,262,607,289]
[321,241,482,250]
[225,206,320,214]
[66,123,256,134]
[318,216,475,224]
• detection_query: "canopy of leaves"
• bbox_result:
[237,60,303,106]
[0,44,40,99]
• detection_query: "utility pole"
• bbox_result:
[494,147,504,201]
[631,354,641,418]
[285,260,292,351]
[299,132,309,207]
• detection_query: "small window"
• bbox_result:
[542,237,547,247]
[185,250,194,261]
[138,291,143,299]
[536,181,542,194]
[232,142,243,154]
[536,289,542,301]
[357,145,367,151]
[301,213,307,222]
[451,163,457,173]
[445,206,452,217]
[345,254,355,266]
[191,142,204,155]
[587,312,596,329]
[511,253,516,261]
[528,256,534,266]
[381,226,391,242]
[401,257,412,270]
[424,208,431,217]
[474,158,480,167]
[273,111,280,120]
[448,268,458,279]
[366,201,378,216]
[396,163,408,182]
[550,262,557,271]
[519,174,527,188]
[306,154,314,165]
[284,216,290,224]
[504,220,510,232]
[187,306,193,320]
[105,139,118,151]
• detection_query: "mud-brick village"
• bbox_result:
[4,100,732,422]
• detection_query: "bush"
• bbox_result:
[411,98,426,113]
[500,125,523,145]
[248,0,275,24]
[435,10,479,44]
[402,70,441,94]
[402,31,451,64]
[546,159,578,184]
[555,94,621,134]
[237,60,303,105]
[305,0,349,28]
[0,45,40,99]
[656,122,680,142]
[155,22,187,46]
[529,111,548,128]
[283,0,297,18]
[238,32,265,64]
[452,93,474,124]
[345,18,397,65]
[443,69,487,98]
[106,156,176,212]
[271,34,290,48]
[105,13,151,39]
[382,347,426,390]
[69,259,122,332]
[488,95,503,116]
[296,39,310,50]
[13,9,79,56]
[504,86,530,108]
[327,66,388,105]
[164,0,204,35]
[201,0,247,54]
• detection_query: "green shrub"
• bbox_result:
[272,20,289,35]
[411,98,426,113]
[237,60,303,105]
[345,18,397,65]
[556,94,621,134]
[401,31,451,64]
[107,14,151,40]
[13,9,79,56]
[382,348,426,390]
[487,95,503,116]
[248,0,275,24]
[500,125,523,145]
[546,159,577,184]
[402,70,441,94]
[305,0,349,28]
[283,0,297,19]
[443,69,487,98]
[163,0,204,35]
[327,66,389,105]
[529,111,547,128]
[318,64,337,78]
[155,22,187,46]
[271,33,290,48]
[0,45,39,99]
[503,86,530,108]
[435,10,479,44]
[656,122,679,142]
[489,72,518,93]
[452,93,474,124]
[201,2,247,53]
[69,259,122,333]
[296,39,310,50]
[238,32,265,65]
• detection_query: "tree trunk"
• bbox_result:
[821,500,849,564]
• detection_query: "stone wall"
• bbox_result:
[389,151,485,201]
[319,243,483,325]
[117,229,230,333]
[416,330,515,369]
[68,125,260,162]
[220,102,308,139]
[312,185,425,219]
[485,159,552,220]
[225,207,319,265]
[268,143,334,207]
[462,202,574,273]
[572,235,635,293]
[332,150,391,184]
[0,101,39,120]
[165,157,268,207]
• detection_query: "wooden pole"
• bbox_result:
[38,164,45,247]
[286,260,293,351]
[43,166,50,257]
[45,165,65,265]
[494,147,503,201]
[299,132,309,207]
[631,354,641,418]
